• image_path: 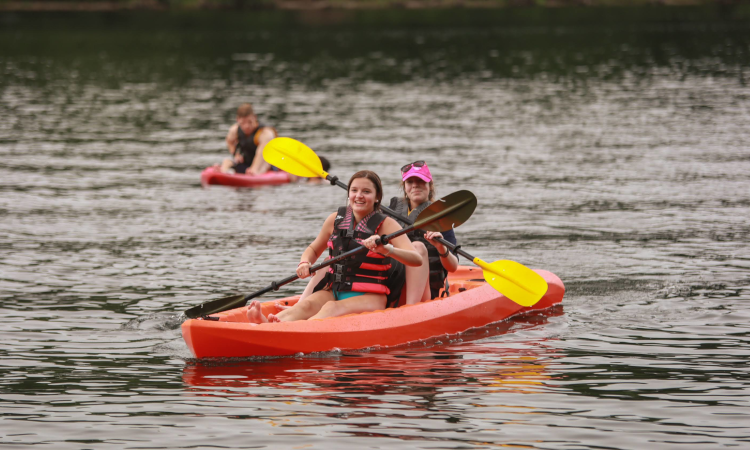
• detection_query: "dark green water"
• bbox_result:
[1,8,750,449]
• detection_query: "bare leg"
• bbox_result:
[248,149,271,175]
[404,241,431,305]
[250,157,271,175]
[300,269,326,301]
[309,293,387,320]
[220,158,235,173]
[272,290,334,322]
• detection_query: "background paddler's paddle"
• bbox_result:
[183,190,477,320]
[264,137,548,306]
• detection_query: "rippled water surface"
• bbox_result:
[1,9,750,449]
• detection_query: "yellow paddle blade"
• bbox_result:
[474,258,548,307]
[263,137,327,178]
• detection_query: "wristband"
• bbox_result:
[438,249,450,258]
[298,261,311,267]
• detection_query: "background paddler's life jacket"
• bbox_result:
[324,206,392,295]
[236,123,275,164]
[388,196,448,299]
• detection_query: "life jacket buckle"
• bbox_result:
[332,265,345,283]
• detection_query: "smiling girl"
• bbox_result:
[246,170,422,323]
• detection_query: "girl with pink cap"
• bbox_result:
[385,161,459,305]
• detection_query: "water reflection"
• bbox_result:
[180,311,564,445]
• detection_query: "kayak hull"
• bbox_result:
[181,266,565,358]
[200,166,291,188]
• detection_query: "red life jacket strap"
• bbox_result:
[350,282,390,295]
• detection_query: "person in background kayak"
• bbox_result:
[246,170,423,323]
[386,160,459,305]
[218,103,277,175]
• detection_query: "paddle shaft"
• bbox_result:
[185,187,476,319]
[324,176,469,260]
[325,174,349,191]
[376,199,468,259]
[265,141,545,305]
[378,206,470,260]
[374,201,530,296]
[323,176,543,300]
[214,222,417,314]
[267,138,461,241]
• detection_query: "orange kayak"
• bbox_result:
[182,310,565,389]
[181,265,565,359]
[200,166,291,188]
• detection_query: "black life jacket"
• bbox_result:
[236,124,273,164]
[324,206,392,295]
[388,196,448,299]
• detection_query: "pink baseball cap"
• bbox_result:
[401,160,432,182]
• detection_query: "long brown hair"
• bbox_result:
[348,170,383,210]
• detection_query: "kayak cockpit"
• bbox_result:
[207,266,488,323]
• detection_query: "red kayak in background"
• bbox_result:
[200,166,292,188]
[181,266,565,359]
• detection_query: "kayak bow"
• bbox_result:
[200,166,291,188]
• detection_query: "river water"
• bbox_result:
[1,8,749,449]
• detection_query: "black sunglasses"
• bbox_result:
[401,160,426,173]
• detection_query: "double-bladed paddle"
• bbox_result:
[183,189,477,319]
[263,137,548,307]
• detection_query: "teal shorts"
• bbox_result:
[333,290,365,301]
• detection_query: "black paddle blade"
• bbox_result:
[184,293,245,319]
[413,190,477,232]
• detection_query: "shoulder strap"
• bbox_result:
[334,207,386,240]
[253,124,278,145]
[333,206,349,227]
[365,211,388,235]
[408,201,431,221]
[334,206,355,238]
[390,197,409,227]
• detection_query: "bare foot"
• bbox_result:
[246,301,268,324]
[267,314,282,323]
